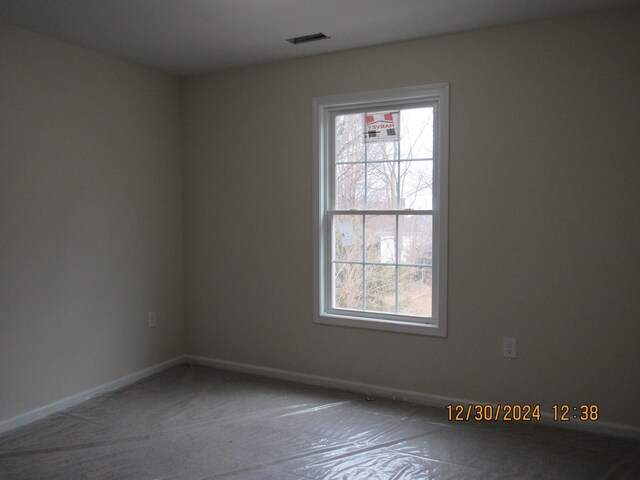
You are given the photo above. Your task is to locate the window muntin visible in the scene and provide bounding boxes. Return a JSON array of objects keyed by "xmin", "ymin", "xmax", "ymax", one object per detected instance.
[{"xmin": 314, "ymin": 85, "xmax": 448, "ymax": 336}]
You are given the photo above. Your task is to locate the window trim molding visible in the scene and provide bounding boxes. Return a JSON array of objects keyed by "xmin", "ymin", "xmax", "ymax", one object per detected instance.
[{"xmin": 312, "ymin": 84, "xmax": 449, "ymax": 337}]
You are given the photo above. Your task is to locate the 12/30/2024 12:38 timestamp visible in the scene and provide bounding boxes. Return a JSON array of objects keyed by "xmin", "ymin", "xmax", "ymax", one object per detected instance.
[{"xmin": 446, "ymin": 404, "xmax": 600, "ymax": 422}]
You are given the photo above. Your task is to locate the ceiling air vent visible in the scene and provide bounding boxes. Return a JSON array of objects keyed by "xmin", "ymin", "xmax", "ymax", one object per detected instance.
[{"xmin": 286, "ymin": 33, "xmax": 330, "ymax": 45}]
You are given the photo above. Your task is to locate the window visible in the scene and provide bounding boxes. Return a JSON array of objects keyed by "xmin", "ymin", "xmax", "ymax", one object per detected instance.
[{"xmin": 313, "ymin": 84, "xmax": 449, "ymax": 336}]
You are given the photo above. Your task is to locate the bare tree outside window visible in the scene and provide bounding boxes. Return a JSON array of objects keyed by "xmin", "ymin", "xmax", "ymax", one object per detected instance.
[{"xmin": 333, "ymin": 107, "xmax": 434, "ymax": 317}]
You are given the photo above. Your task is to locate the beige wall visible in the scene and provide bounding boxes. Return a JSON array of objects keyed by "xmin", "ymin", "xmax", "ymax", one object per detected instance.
[
  {"xmin": 0, "ymin": 24, "xmax": 184, "ymax": 422},
  {"xmin": 182, "ymin": 8, "xmax": 640, "ymax": 428}
]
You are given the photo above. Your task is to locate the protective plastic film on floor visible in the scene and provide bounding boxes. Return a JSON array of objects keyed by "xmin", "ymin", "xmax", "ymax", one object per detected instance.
[{"xmin": 0, "ymin": 365, "xmax": 638, "ymax": 479}]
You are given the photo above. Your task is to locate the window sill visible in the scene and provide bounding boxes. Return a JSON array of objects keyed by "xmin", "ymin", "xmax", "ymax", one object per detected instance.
[{"xmin": 315, "ymin": 312, "xmax": 446, "ymax": 337}]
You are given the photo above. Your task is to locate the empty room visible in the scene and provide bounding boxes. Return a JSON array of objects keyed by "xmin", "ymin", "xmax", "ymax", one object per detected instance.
[{"xmin": 1, "ymin": 1, "xmax": 639, "ymax": 478}]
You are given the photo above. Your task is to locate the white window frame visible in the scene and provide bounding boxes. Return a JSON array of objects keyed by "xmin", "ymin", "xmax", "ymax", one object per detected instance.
[{"xmin": 313, "ymin": 84, "xmax": 449, "ymax": 337}]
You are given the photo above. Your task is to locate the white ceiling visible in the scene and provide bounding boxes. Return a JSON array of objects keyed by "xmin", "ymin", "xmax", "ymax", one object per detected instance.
[{"xmin": 1, "ymin": 0, "xmax": 638, "ymax": 75}]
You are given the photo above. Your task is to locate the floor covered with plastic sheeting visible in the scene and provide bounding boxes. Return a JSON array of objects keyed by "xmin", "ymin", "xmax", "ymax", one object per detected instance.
[{"xmin": 0, "ymin": 365, "xmax": 638, "ymax": 479}]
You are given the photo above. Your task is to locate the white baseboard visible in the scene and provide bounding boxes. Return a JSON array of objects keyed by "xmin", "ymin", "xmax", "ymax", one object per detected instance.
[
  {"xmin": 3, "ymin": 354, "xmax": 637, "ymax": 440},
  {"xmin": 187, "ymin": 354, "xmax": 640, "ymax": 440},
  {"xmin": 0, "ymin": 355, "xmax": 187, "ymax": 435}
]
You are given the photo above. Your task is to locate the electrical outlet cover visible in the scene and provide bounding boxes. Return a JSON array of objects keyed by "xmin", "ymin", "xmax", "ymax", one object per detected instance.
[{"xmin": 503, "ymin": 337, "xmax": 517, "ymax": 358}]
